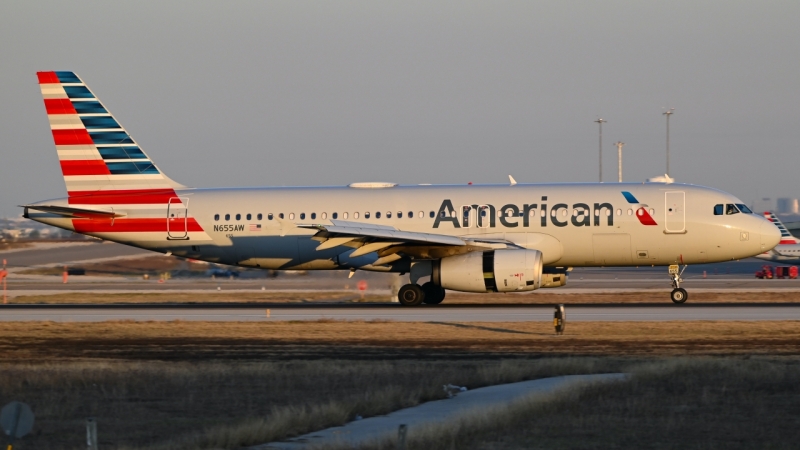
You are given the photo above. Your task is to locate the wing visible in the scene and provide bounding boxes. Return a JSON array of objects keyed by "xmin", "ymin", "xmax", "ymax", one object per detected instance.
[{"xmin": 298, "ymin": 219, "xmax": 517, "ymax": 266}]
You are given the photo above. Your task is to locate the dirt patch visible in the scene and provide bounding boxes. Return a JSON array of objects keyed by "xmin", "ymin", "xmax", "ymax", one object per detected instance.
[{"xmin": 2, "ymin": 320, "xmax": 800, "ymax": 362}]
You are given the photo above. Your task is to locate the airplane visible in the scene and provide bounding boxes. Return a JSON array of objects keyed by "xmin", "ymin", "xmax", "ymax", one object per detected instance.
[
  {"xmin": 22, "ymin": 72, "xmax": 781, "ymax": 305},
  {"xmin": 755, "ymin": 212, "xmax": 800, "ymax": 264}
]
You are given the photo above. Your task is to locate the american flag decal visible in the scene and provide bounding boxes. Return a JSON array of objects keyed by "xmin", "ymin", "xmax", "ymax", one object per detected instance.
[{"xmin": 249, "ymin": 224, "xmax": 262, "ymax": 232}]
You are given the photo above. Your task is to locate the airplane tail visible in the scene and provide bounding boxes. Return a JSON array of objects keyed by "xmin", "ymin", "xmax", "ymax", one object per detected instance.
[
  {"xmin": 763, "ymin": 212, "xmax": 800, "ymax": 244},
  {"xmin": 37, "ymin": 71, "xmax": 184, "ymax": 206}
]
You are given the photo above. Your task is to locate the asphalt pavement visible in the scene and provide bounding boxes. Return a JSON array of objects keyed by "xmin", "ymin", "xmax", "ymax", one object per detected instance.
[{"xmin": 3, "ymin": 304, "xmax": 800, "ymax": 322}]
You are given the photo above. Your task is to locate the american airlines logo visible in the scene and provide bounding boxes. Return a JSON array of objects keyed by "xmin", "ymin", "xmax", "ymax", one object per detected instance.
[{"xmin": 433, "ymin": 191, "xmax": 657, "ymax": 229}]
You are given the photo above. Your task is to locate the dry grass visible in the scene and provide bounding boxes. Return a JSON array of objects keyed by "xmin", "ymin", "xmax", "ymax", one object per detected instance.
[
  {"xmin": 0, "ymin": 358, "xmax": 628, "ymax": 450},
  {"xmin": 17, "ymin": 255, "xmax": 210, "ymax": 277},
  {"xmin": 2, "ymin": 320, "xmax": 800, "ymax": 362},
  {"xmin": 351, "ymin": 357, "xmax": 800, "ymax": 450}
]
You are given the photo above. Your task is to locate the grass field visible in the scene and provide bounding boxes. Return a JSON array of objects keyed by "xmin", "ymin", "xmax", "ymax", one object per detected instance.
[
  {"xmin": 355, "ymin": 358, "xmax": 800, "ymax": 450},
  {"xmin": 3, "ymin": 320, "xmax": 799, "ymax": 449}
]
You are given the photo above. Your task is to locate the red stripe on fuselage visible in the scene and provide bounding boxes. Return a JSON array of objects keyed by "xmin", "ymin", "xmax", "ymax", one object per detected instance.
[
  {"xmin": 60, "ymin": 160, "xmax": 111, "ymax": 176},
  {"xmin": 37, "ymin": 72, "xmax": 59, "ymax": 84},
  {"xmin": 52, "ymin": 129, "xmax": 93, "ymax": 145},
  {"xmin": 44, "ymin": 98, "xmax": 77, "ymax": 114},
  {"xmin": 72, "ymin": 218, "xmax": 203, "ymax": 233},
  {"xmin": 67, "ymin": 189, "xmax": 179, "ymax": 205}
]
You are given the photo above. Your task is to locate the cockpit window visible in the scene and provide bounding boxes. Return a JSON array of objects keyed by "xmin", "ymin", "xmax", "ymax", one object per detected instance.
[
  {"xmin": 736, "ymin": 204, "xmax": 753, "ymax": 214},
  {"xmin": 714, "ymin": 204, "xmax": 723, "ymax": 215},
  {"xmin": 726, "ymin": 204, "xmax": 739, "ymax": 215}
]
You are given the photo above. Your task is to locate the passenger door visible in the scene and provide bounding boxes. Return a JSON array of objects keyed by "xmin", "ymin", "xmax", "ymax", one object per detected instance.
[
  {"xmin": 665, "ymin": 191, "xmax": 686, "ymax": 233},
  {"xmin": 167, "ymin": 197, "xmax": 189, "ymax": 239}
]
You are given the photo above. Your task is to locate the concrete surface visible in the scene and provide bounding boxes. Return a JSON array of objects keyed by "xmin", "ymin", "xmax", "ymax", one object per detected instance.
[{"xmin": 4, "ymin": 304, "xmax": 800, "ymax": 322}]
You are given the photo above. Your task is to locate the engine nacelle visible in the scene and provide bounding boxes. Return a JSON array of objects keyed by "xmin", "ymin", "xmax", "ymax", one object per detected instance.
[{"xmin": 432, "ymin": 249, "xmax": 543, "ymax": 293}]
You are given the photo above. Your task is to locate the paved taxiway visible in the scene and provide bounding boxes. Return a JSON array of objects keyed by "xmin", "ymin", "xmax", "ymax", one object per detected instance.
[{"xmin": 3, "ymin": 304, "xmax": 800, "ymax": 322}]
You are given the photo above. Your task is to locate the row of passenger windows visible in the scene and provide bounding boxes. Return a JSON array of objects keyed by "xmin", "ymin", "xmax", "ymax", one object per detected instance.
[
  {"xmin": 213, "ymin": 207, "xmax": 655, "ymax": 222},
  {"xmin": 214, "ymin": 211, "xmax": 439, "ymax": 222},
  {"xmin": 713, "ymin": 203, "xmax": 753, "ymax": 215}
]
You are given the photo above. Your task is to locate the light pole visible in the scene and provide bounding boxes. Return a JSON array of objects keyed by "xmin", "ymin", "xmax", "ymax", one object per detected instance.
[
  {"xmin": 595, "ymin": 118, "xmax": 606, "ymax": 182},
  {"xmin": 663, "ymin": 108, "xmax": 674, "ymax": 176},
  {"xmin": 615, "ymin": 141, "xmax": 625, "ymax": 182}
]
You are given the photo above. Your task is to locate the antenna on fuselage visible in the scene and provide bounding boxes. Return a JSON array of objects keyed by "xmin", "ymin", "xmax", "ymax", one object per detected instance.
[{"xmin": 508, "ymin": 175, "xmax": 517, "ymax": 186}]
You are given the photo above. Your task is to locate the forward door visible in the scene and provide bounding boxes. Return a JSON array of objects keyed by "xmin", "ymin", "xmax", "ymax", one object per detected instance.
[{"xmin": 665, "ymin": 191, "xmax": 685, "ymax": 233}]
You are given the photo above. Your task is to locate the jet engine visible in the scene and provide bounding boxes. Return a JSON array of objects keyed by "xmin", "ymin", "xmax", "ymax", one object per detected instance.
[{"xmin": 432, "ymin": 249, "xmax": 543, "ymax": 293}]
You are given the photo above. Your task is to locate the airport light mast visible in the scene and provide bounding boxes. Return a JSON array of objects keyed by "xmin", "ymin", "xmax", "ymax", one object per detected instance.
[
  {"xmin": 595, "ymin": 118, "xmax": 606, "ymax": 182},
  {"xmin": 615, "ymin": 141, "xmax": 625, "ymax": 182},
  {"xmin": 663, "ymin": 108, "xmax": 674, "ymax": 176}
]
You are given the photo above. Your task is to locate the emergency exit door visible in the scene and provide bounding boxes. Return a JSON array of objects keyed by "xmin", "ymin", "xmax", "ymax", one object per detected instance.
[{"xmin": 665, "ymin": 191, "xmax": 685, "ymax": 233}]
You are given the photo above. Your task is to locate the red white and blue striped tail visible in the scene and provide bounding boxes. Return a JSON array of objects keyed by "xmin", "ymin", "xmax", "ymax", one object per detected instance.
[
  {"xmin": 37, "ymin": 71, "xmax": 185, "ymax": 206},
  {"xmin": 763, "ymin": 212, "xmax": 800, "ymax": 245}
]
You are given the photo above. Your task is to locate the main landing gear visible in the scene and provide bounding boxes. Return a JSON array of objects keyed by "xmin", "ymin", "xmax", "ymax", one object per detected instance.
[
  {"xmin": 669, "ymin": 264, "xmax": 688, "ymax": 304},
  {"xmin": 397, "ymin": 282, "xmax": 446, "ymax": 306}
]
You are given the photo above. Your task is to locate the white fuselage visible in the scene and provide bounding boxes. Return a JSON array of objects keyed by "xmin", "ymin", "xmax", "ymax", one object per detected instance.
[{"xmin": 28, "ymin": 182, "xmax": 780, "ymax": 272}]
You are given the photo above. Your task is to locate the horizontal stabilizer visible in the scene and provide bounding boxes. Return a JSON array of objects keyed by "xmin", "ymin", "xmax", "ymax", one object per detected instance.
[{"xmin": 22, "ymin": 204, "xmax": 125, "ymax": 218}]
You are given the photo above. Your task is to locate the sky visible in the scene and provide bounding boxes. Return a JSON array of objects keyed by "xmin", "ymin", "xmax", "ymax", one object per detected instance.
[{"xmin": 1, "ymin": 1, "xmax": 799, "ymax": 218}]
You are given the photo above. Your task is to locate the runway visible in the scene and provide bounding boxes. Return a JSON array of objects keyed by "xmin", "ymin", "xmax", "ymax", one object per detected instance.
[{"xmin": 3, "ymin": 304, "xmax": 800, "ymax": 322}]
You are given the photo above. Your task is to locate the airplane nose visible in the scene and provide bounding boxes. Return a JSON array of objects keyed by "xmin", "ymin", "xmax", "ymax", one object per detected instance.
[{"xmin": 760, "ymin": 219, "xmax": 781, "ymax": 251}]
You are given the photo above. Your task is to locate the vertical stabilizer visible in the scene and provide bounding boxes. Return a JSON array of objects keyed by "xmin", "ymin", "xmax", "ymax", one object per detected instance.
[
  {"xmin": 37, "ymin": 71, "xmax": 184, "ymax": 205},
  {"xmin": 763, "ymin": 212, "xmax": 800, "ymax": 244}
]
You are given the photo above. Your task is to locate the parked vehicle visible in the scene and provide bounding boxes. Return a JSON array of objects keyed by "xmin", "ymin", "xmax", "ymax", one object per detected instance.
[{"xmin": 755, "ymin": 265, "xmax": 774, "ymax": 279}]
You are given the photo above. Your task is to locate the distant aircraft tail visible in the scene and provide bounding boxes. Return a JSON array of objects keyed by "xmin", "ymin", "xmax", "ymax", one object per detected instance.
[
  {"xmin": 37, "ymin": 71, "xmax": 184, "ymax": 206},
  {"xmin": 763, "ymin": 212, "xmax": 800, "ymax": 244}
]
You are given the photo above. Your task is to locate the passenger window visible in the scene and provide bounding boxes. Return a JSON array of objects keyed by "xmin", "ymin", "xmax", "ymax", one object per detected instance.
[
  {"xmin": 408, "ymin": 211, "xmax": 414, "ymax": 218},
  {"xmin": 736, "ymin": 204, "xmax": 753, "ymax": 214},
  {"xmin": 365, "ymin": 212, "xmax": 371, "ymax": 219},
  {"xmin": 387, "ymin": 212, "xmax": 392, "ymax": 219},
  {"xmin": 332, "ymin": 212, "xmax": 338, "ymax": 219},
  {"xmin": 257, "ymin": 213, "xmax": 262, "ymax": 220},
  {"xmin": 236, "ymin": 214, "xmax": 241, "ymax": 221},
  {"xmin": 268, "ymin": 213, "xmax": 273, "ymax": 220},
  {"xmin": 214, "ymin": 214, "xmax": 220, "ymax": 221},
  {"xmin": 616, "ymin": 209, "xmax": 622, "ymax": 216},
  {"xmin": 419, "ymin": 211, "xmax": 424, "ymax": 218},
  {"xmin": 225, "ymin": 214, "xmax": 230, "ymax": 221},
  {"xmin": 430, "ymin": 211, "xmax": 435, "ymax": 218},
  {"xmin": 279, "ymin": 213, "xmax": 284, "ymax": 219},
  {"xmin": 397, "ymin": 211, "xmax": 402, "ymax": 218},
  {"xmin": 726, "ymin": 204, "xmax": 739, "ymax": 215},
  {"xmin": 376, "ymin": 212, "xmax": 381, "ymax": 219},
  {"xmin": 714, "ymin": 204, "xmax": 723, "ymax": 215},
  {"xmin": 354, "ymin": 212, "xmax": 359, "ymax": 219},
  {"xmin": 246, "ymin": 213, "xmax": 252, "ymax": 220},
  {"xmin": 648, "ymin": 208, "xmax": 654, "ymax": 215},
  {"xmin": 627, "ymin": 209, "xmax": 633, "ymax": 216},
  {"xmin": 311, "ymin": 213, "xmax": 316, "ymax": 220},
  {"xmin": 289, "ymin": 213, "xmax": 295, "ymax": 220},
  {"xmin": 300, "ymin": 213, "xmax": 306, "ymax": 220},
  {"xmin": 321, "ymin": 212, "xmax": 327, "ymax": 219}
]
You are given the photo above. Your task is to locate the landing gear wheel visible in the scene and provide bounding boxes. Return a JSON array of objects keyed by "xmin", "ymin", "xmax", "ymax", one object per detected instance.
[
  {"xmin": 421, "ymin": 282, "xmax": 446, "ymax": 305},
  {"xmin": 398, "ymin": 284, "xmax": 425, "ymax": 306},
  {"xmin": 670, "ymin": 288, "xmax": 688, "ymax": 304}
]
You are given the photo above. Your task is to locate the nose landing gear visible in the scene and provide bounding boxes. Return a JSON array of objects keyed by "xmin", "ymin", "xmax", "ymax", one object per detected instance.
[{"xmin": 669, "ymin": 264, "xmax": 688, "ymax": 304}]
